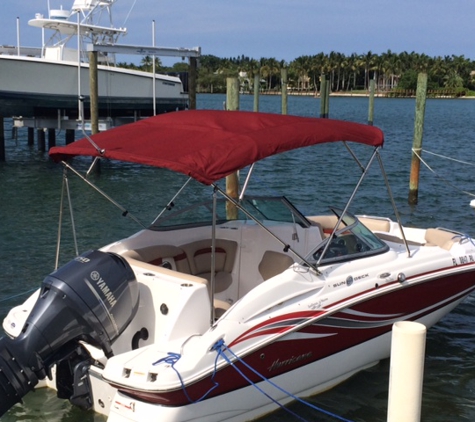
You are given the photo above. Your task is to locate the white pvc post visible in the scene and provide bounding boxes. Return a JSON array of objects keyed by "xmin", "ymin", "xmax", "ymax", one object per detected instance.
[{"xmin": 387, "ymin": 321, "xmax": 426, "ymax": 422}]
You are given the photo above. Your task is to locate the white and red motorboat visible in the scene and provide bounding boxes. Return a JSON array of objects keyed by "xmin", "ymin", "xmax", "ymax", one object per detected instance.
[{"xmin": 1, "ymin": 110, "xmax": 475, "ymax": 421}]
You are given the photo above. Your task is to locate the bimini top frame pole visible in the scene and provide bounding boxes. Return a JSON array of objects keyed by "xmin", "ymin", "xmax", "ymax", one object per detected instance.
[
  {"xmin": 377, "ymin": 151, "xmax": 411, "ymax": 257},
  {"xmin": 59, "ymin": 161, "xmax": 146, "ymax": 229},
  {"xmin": 316, "ymin": 146, "xmax": 380, "ymax": 266},
  {"xmin": 315, "ymin": 145, "xmax": 411, "ymax": 264}
]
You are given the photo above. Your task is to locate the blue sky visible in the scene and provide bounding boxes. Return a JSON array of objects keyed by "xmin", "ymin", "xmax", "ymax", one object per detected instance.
[{"xmin": 1, "ymin": 0, "xmax": 474, "ymax": 65}]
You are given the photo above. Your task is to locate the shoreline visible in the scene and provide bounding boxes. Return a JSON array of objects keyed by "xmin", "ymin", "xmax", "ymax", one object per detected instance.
[{"xmin": 237, "ymin": 91, "xmax": 475, "ymax": 99}]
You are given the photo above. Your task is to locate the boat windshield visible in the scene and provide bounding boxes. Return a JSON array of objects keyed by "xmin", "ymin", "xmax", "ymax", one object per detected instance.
[
  {"xmin": 149, "ymin": 196, "xmax": 312, "ymax": 231},
  {"xmin": 310, "ymin": 208, "xmax": 389, "ymax": 265}
]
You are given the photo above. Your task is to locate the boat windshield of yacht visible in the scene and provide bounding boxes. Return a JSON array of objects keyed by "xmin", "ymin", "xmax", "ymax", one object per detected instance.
[{"xmin": 310, "ymin": 207, "xmax": 389, "ymax": 265}]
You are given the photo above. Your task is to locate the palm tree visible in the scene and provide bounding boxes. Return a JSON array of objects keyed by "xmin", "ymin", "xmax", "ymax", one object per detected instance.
[
  {"xmin": 430, "ymin": 56, "xmax": 448, "ymax": 88},
  {"xmin": 289, "ymin": 55, "xmax": 311, "ymax": 91},
  {"xmin": 259, "ymin": 57, "xmax": 280, "ymax": 91},
  {"xmin": 192, "ymin": 50, "xmax": 475, "ymax": 96},
  {"xmin": 360, "ymin": 51, "xmax": 377, "ymax": 90},
  {"xmin": 378, "ymin": 50, "xmax": 398, "ymax": 90},
  {"xmin": 347, "ymin": 53, "xmax": 359, "ymax": 91},
  {"xmin": 140, "ymin": 55, "xmax": 153, "ymax": 72},
  {"xmin": 309, "ymin": 53, "xmax": 326, "ymax": 92}
]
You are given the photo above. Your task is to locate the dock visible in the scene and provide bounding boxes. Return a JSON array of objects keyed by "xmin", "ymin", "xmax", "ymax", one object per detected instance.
[{"xmin": 0, "ymin": 43, "xmax": 200, "ymax": 160}]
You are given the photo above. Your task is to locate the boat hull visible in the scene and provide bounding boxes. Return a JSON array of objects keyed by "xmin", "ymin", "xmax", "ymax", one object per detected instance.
[
  {"xmin": 103, "ymin": 265, "xmax": 475, "ymax": 421},
  {"xmin": 105, "ymin": 297, "xmax": 472, "ymax": 422},
  {"xmin": 0, "ymin": 56, "xmax": 188, "ymax": 117}
]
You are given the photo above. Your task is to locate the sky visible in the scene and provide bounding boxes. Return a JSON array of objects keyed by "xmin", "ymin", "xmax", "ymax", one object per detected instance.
[{"xmin": 1, "ymin": 0, "xmax": 474, "ymax": 66}]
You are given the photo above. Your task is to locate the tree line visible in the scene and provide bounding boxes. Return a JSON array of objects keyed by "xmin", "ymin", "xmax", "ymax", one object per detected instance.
[{"xmin": 118, "ymin": 50, "xmax": 475, "ymax": 95}]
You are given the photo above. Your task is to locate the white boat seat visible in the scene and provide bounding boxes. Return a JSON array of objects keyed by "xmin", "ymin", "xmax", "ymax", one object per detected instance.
[
  {"xmin": 307, "ymin": 215, "xmax": 391, "ymax": 235},
  {"xmin": 121, "ymin": 256, "xmax": 208, "ymax": 286},
  {"xmin": 258, "ymin": 250, "xmax": 294, "ymax": 281},
  {"xmin": 358, "ymin": 217, "xmax": 391, "ymax": 232},
  {"xmin": 425, "ymin": 228, "xmax": 459, "ymax": 251},
  {"xmin": 200, "ymin": 272, "xmax": 233, "ymax": 293},
  {"xmin": 306, "ymin": 215, "xmax": 345, "ymax": 237},
  {"xmin": 122, "ymin": 245, "xmax": 191, "ymax": 273},
  {"xmin": 214, "ymin": 299, "xmax": 232, "ymax": 319},
  {"xmin": 119, "ymin": 252, "xmax": 229, "ymax": 318},
  {"xmin": 375, "ymin": 232, "xmax": 424, "ymax": 246},
  {"xmin": 180, "ymin": 239, "xmax": 237, "ymax": 293}
]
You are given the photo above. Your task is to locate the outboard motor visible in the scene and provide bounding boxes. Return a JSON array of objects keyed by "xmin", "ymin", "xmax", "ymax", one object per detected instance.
[{"xmin": 0, "ymin": 250, "xmax": 139, "ymax": 417}]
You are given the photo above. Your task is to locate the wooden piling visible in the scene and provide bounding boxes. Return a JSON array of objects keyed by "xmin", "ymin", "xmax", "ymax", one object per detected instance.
[
  {"xmin": 89, "ymin": 51, "xmax": 99, "ymax": 135},
  {"xmin": 226, "ymin": 77, "xmax": 239, "ymax": 111},
  {"xmin": 47, "ymin": 128, "xmax": 56, "ymax": 150},
  {"xmin": 0, "ymin": 117, "xmax": 5, "ymax": 162},
  {"xmin": 281, "ymin": 68, "xmax": 288, "ymax": 115},
  {"xmin": 408, "ymin": 73, "xmax": 428, "ymax": 205},
  {"xmin": 368, "ymin": 79, "xmax": 375, "ymax": 125},
  {"xmin": 324, "ymin": 79, "xmax": 330, "ymax": 118},
  {"xmin": 65, "ymin": 129, "xmax": 75, "ymax": 145},
  {"xmin": 37, "ymin": 129, "xmax": 46, "ymax": 152},
  {"xmin": 226, "ymin": 77, "xmax": 239, "ymax": 220},
  {"xmin": 319, "ymin": 76, "xmax": 326, "ymax": 118},
  {"xmin": 189, "ymin": 57, "xmax": 197, "ymax": 110},
  {"xmin": 28, "ymin": 127, "xmax": 34, "ymax": 146},
  {"xmin": 253, "ymin": 74, "xmax": 260, "ymax": 112},
  {"xmin": 88, "ymin": 50, "xmax": 101, "ymax": 173}
]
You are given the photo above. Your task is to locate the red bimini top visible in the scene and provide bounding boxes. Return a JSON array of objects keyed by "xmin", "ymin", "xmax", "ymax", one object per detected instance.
[{"xmin": 49, "ymin": 110, "xmax": 384, "ymax": 185}]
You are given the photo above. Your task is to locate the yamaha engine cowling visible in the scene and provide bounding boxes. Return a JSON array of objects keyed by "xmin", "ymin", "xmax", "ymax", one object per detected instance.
[{"xmin": 0, "ymin": 250, "xmax": 139, "ymax": 417}]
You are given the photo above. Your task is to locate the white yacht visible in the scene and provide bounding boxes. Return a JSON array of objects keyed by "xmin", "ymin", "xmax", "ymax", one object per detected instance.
[{"xmin": 0, "ymin": 0, "xmax": 189, "ymax": 119}]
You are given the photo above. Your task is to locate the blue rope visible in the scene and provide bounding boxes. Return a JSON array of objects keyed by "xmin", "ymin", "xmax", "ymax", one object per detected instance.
[
  {"xmin": 212, "ymin": 339, "xmax": 354, "ymax": 422},
  {"xmin": 211, "ymin": 339, "xmax": 309, "ymax": 422},
  {"xmin": 455, "ymin": 233, "xmax": 475, "ymax": 247},
  {"xmin": 0, "ymin": 288, "xmax": 37, "ymax": 303},
  {"xmin": 152, "ymin": 341, "xmax": 354, "ymax": 422},
  {"xmin": 152, "ymin": 351, "xmax": 221, "ymax": 403}
]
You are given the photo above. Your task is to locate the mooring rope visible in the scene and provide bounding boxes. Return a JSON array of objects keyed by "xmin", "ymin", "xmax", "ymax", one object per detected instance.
[
  {"xmin": 412, "ymin": 148, "xmax": 475, "ymax": 198},
  {"xmin": 212, "ymin": 339, "xmax": 354, "ymax": 422},
  {"xmin": 0, "ymin": 288, "xmax": 37, "ymax": 303},
  {"xmin": 152, "ymin": 351, "xmax": 221, "ymax": 403},
  {"xmin": 453, "ymin": 233, "xmax": 475, "ymax": 247},
  {"xmin": 154, "ymin": 341, "xmax": 353, "ymax": 422},
  {"xmin": 421, "ymin": 149, "xmax": 475, "ymax": 167}
]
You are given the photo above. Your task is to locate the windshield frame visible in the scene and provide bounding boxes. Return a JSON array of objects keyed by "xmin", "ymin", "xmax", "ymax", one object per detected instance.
[
  {"xmin": 149, "ymin": 195, "xmax": 312, "ymax": 231},
  {"xmin": 309, "ymin": 207, "xmax": 389, "ymax": 265}
]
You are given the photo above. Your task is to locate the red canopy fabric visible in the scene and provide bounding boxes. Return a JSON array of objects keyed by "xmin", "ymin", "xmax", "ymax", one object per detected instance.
[{"xmin": 49, "ymin": 110, "xmax": 384, "ymax": 185}]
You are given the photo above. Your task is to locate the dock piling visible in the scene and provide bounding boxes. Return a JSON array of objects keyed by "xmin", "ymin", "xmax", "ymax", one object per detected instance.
[
  {"xmin": 387, "ymin": 321, "xmax": 426, "ymax": 422},
  {"xmin": 408, "ymin": 72, "xmax": 428, "ymax": 205},
  {"xmin": 368, "ymin": 79, "xmax": 375, "ymax": 125},
  {"xmin": 281, "ymin": 68, "xmax": 288, "ymax": 115},
  {"xmin": 65, "ymin": 129, "xmax": 75, "ymax": 145},
  {"xmin": 37, "ymin": 129, "xmax": 45, "ymax": 152},
  {"xmin": 27, "ymin": 127, "xmax": 34, "ymax": 146},
  {"xmin": 89, "ymin": 50, "xmax": 99, "ymax": 135},
  {"xmin": 225, "ymin": 77, "xmax": 239, "ymax": 220},
  {"xmin": 0, "ymin": 117, "xmax": 4, "ymax": 161},
  {"xmin": 189, "ymin": 57, "xmax": 197, "ymax": 110},
  {"xmin": 324, "ymin": 79, "xmax": 330, "ymax": 117},
  {"xmin": 319, "ymin": 76, "xmax": 330, "ymax": 118},
  {"xmin": 47, "ymin": 128, "xmax": 56, "ymax": 149},
  {"xmin": 253, "ymin": 74, "xmax": 260, "ymax": 112},
  {"xmin": 319, "ymin": 76, "xmax": 326, "ymax": 118}
]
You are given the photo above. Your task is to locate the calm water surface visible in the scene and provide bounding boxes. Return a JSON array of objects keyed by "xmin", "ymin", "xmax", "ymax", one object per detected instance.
[{"xmin": 1, "ymin": 94, "xmax": 475, "ymax": 421}]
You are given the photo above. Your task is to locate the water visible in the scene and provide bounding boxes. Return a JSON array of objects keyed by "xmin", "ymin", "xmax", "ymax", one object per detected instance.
[{"xmin": 1, "ymin": 94, "xmax": 475, "ymax": 421}]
